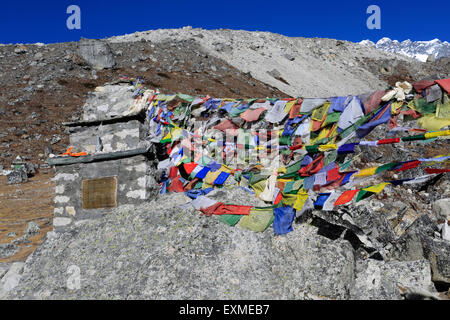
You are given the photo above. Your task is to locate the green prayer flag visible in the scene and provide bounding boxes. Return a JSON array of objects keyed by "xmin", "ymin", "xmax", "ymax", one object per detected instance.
[
  {"xmin": 401, "ymin": 134, "xmax": 426, "ymax": 141},
  {"xmin": 356, "ymin": 189, "xmax": 373, "ymax": 202},
  {"xmin": 283, "ymin": 181, "xmax": 295, "ymax": 193},
  {"xmin": 176, "ymin": 93, "xmax": 195, "ymax": 102},
  {"xmin": 249, "ymin": 173, "xmax": 270, "ymax": 185},
  {"xmin": 218, "ymin": 214, "xmax": 243, "ymax": 226},
  {"xmin": 414, "ymin": 98, "xmax": 437, "ymax": 115},
  {"xmin": 306, "ymin": 145, "xmax": 319, "ymax": 153},
  {"xmin": 324, "ymin": 150, "xmax": 338, "ymax": 166},
  {"xmin": 375, "ymin": 162, "xmax": 399, "ymax": 174},
  {"xmin": 279, "ymin": 135, "xmax": 291, "ymax": 146},
  {"xmin": 286, "ymin": 159, "xmax": 303, "ymax": 175},
  {"xmin": 324, "ymin": 112, "xmax": 341, "ymax": 125}
]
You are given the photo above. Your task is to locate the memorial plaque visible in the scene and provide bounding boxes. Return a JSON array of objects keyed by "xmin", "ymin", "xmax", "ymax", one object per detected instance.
[{"xmin": 82, "ymin": 176, "xmax": 117, "ymax": 209}]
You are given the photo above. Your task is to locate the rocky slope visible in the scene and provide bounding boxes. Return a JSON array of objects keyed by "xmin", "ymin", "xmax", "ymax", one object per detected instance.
[
  {"xmin": 109, "ymin": 28, "xmax": 450, "ymax": 97},
  {"xmin": 0, "ymin": 36, "xmax": 284, "ymax": 169},
  {"xmin": 1, "ymin": 28, "xmax": 449, "ymax": 169}
]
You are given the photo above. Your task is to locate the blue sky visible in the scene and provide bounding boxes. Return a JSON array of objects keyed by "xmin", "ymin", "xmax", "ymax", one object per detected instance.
[{"xmin": 0, "ymin": 0, "xmax": 449, "ymax": 44}]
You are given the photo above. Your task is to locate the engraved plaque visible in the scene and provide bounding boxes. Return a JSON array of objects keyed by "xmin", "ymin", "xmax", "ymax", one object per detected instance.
[{"xmin": 82, "ymin": 176, "xmax": 117, "ymax": 209}]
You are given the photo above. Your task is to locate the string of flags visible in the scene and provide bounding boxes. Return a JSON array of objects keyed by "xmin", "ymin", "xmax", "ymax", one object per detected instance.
[{"xmin": 126, "ymin": 75, "xmax": 450, "ymax": 235}]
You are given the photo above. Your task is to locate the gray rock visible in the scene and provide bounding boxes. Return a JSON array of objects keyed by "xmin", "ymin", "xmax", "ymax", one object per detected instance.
[
  {"xmin": 6, "ymin": 167, "xmax": 28, "ymax": 184},
  {"xmin": 50, "ymin": 134, "xmax": 61, "ymax": 145},
  {"xmin": 25, "ymin": 163, "xmax": 37, "ymax": 175},
  {"xmin": 12, "ymin": 235, "xmax": 31, "ymax": 245},
  {"xmin": 34, "ymin": 52, "xmax": 43, "ymax": 60},
  {"xmin": 14, "ymin": 47, "xmax": 27, "ymax": 54},
  {"xmin": 77, "ymin": 38, "xmax": 116, "ymax": 70},
  {"xmin": 0, "ymin": 262, "xmax": 24, "ymax": 298},
  {"xmin": 0, "ymin": 263, "xmax": 11, "ymax": 280},
  {"xmin": 52, "ymin": 217, "xmax": 72, "ymax": 228},
  {"xmin": 392, "ymin": 215, "xmax": 435, "ymax": 261},
  {"xmin": 0, "ymin": 244, "xmax": 19, "ymax": 259},
  {"xmin": 392, "ymin": 215, "xmax": 450, "ymax": 286},
  {"xmin": 212, "ymin": 42, "xmax": 232, "ymax": 54},
  {"xmin": 5, "ymin": 194, "xmax": 356, "ymax": 299},
  {"xmin": 433, "ymin": 198, "xmax": 450, "ymax": 221},
  {"xmin": 25, "ymin": 221, "xmax": 40, "ymax": 235},
  {"xmin": 441, "ymin": 222, "xmax": 450, "ymax": 241},
  {"xmin": 350, "ymin": 259, "xmax": 435, "ymax": 300},
  {"xmin": 422, "ymin": 237, "xmax": 450, "ymax": 285},
  {"xmin": 283, "ymin": 53, "xmax": 295, "ymax": 61},
  {"xmin": 267, "ymin": 68, "xmax": 282, "ymax": 79},
  {"xmin": 44, "ymin": 145, "xmax": 53, "ymax": 157}
]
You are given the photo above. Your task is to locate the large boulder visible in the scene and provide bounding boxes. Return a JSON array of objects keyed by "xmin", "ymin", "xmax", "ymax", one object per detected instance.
[
  {"xmin": 392, "ymin": 215, "xmax": 450, "ymax": 286},
  {"xmin": 0, "ymin": 263, "xmax": 11, "ymax": 280},
  {"xmin": 433, "ymin": 198, "xmax": 450, "ymax": 221},
  {"xmin": 4, "ymin": 192, "xmax": 356, "ymax": 300},
  {"xmin": 0, "ymin": 262, "xmax": 24, "ymax": 299},
  {"xmin": 77, "ymin": 38, "xmax": 116, "ymax": 70},
  {"xmin": 350, "ymin": 259, "xmax": 435, "ymax": 299},
  {"xmin": 422, "ymin": 237, "xmax": 450, "ymax": 285}
]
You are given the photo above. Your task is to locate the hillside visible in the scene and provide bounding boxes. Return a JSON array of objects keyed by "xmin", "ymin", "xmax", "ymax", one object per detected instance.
[{"xmin": 0, "ymin": 28, "xmax": 449, "ymax": 300}]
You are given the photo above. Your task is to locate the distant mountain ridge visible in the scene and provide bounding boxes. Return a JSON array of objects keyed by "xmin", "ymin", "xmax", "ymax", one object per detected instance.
[{"xmin": 360, "ymin": 37, "xmax": 450, "ymax": 62}]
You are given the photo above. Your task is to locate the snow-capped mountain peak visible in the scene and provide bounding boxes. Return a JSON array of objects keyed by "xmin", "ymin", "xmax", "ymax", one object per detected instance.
[{"xmin": 359, "ymin": 38, "xmax": 450, "ymax": 62}]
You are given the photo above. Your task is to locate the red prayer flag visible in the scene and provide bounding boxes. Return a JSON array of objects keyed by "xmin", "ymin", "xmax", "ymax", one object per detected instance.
[
  {"xmin": 169, "ymin": 166, "xmax": 178, "ymax": 179},
  {"xmin": 435, "ymin": 78, "xmax": 450, "ymax": 94},
  {"xmin": 334, "ymin": 189, "xmax": 360, "ymax": 206},
  {"xmin": 377, "ymin": 138, "xmax": 400, "ymax": 145},
  {"xmin": 240, "ymin": 107, "xmax": 266, "ymax": 122},
  {"xmin": 183, "ymin": 162, "xmax": 198, "ymax": 175},
  {"xmin": 274, "ymin": 191, "xmax": 283, "ymax": 205},
  {"xmin": 200, "ymin": 202, "xmax": 252, "ymax": 216},
  {"xmin": 394, "ymin": 160, "xmax": 421, "ymax": 172},
  {"xmin": 327, "ymin": 167, "xmax": 342, "ymax": 182},
  {"xmin": 167, "ymin": 176, "xmax": 185, "ymax": 193},
  {"xmin": 289, "ymin": 99, "xmax": 303, "ymax": 119},
  {"xmin": 424, "ymin": 168, "xmax": 450, "ymax": 174},
  {"xmin": 412, "ymin": 79, "xmax": 435, "ymax": 93}
]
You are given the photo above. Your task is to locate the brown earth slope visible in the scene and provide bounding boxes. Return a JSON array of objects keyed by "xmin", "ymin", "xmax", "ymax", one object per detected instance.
[
  {"xmin": 0, "ymin": 39, "xmax": 286, "ymax": 169},
  {"xmin": 0, "ymin": 169, "xmax": 54, "ymax": 263}
]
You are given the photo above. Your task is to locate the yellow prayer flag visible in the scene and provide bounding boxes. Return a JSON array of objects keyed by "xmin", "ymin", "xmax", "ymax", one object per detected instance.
[
  {"xmin": 310, "ymin": 126, "xmax": 332, "ymax": 144},
  {"xmin": 424, "ymin": 130, "xmax": 450, "ymax": 139},
  {"xmin": 277, "ymin": 167, "xmax": 287, "ymax": 174},
  {"xmin": 250, "ymin": 179, "xmax": 267, "ymax": 197},
  {"xmin": 171, "ymin": 128, "xmax": 183, "ymax": 141},
  {"xmin": 436, "ymin": 94, "xmax": 450, "ymax": 119},
  {"xmin": 160, "ymin": 131, "xmax": 172, "ymax": 143},
  {"xmin": 354, "ymin": 166, "xmax": 377, "ymax": 177},
  {"xmin": 318, "ymin": 144, "xmax": 337, "ymax": 152},
  {"xmin": 204, "ymin": 170, "xmax": 222, "ymax": 185},
  {"xmin": 391, "ymin": 101, "xmax": 404, "ymax": 115},
  {"xmin": 281, "ymin": 193, "xmax": 297, "ymax": 206},
  {"xmin": 363, "ymin": 182, "xmax": 391, "ymax": 194},
  {"xmin": 202, "ymin": 182, "xmax": 213, "ymax": 190},
  {"xmin": 418, "ymin": 115, "xmax": 450, "ymax": 131},
  {"xmin": 311, "ymin": 102, "xmax": 330, "ymax": 122},
  {"xmin": 220, "ymin": 164, "xmax": 233, "ymax": 173},
  {"xmin": 293, "ymin": 189, "xmax": 309, "ymax": 211}
]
